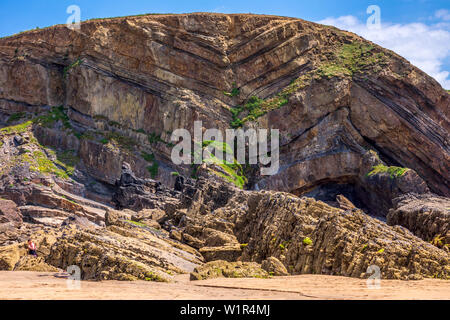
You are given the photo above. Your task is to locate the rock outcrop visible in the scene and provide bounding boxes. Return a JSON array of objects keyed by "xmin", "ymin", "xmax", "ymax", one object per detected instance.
[
  {"xmin": 261, "ymin": 256, "xmax": 289, "ymax": 276},
  {"xmin": 0, "ymin": 13, "xmax": 448, "ymax": 282},
  {"xmin": 0, "ymin": 226, "xmax": 59, "ymax": 270},
  {"xmin": 112, "ymin": 163, "xmax": 180, "ymax": 212},
  {"xmin": 190, "ymin": 260, "xmax": 269, "ymax": 281},
  {"xmin": 170, "ymin": 177, "xmax": 449, "ymax": 280},
  {"xmin": 46, "ymin": 209, "xmax": 203, "ymax": 281},
  {"xmin": 0, "ymin": 199, "xmax": 22, "ymax": 224},
  {"xmin": 387, "ymin": 193, "xmax": 449, "ymax": 249},
  {"xmin": 0, "ymin": 13, "xmax": 447, "ymax": 207}
]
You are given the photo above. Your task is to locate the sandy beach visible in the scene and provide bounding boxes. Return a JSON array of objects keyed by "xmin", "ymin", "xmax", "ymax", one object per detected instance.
[{"xmin": 1, "ymin": 271, "xmax": 448, "ymax": 300}]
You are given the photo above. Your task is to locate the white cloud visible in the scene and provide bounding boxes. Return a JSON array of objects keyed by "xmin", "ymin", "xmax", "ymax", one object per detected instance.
[
  {"xmin": 318, "ymin": 12, "xmax": 450, "ymax": 89},
  {"xmin": 435, "ymin": 9, "xmax": 450, "ymax": 21}
]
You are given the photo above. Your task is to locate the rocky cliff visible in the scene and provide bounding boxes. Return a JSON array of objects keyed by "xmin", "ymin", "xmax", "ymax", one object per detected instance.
[{"xmin": 0, "ymin": 13, "xmax": 448, "ymax": 281}]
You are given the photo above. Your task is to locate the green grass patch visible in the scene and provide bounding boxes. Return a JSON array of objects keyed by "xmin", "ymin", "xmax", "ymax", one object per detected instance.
[
  {"xmin": 317, "ymin": 42, "xmax": 387, "ymax": 79},
  {"xmin": 229, "ymin": 41, "xmax": 387, "ymax": 128},
  {"xmin": 205, "ymin": 155, "xmax": 247, "ymax": 189},
  {"xmin": 223, "ymin": 82, "xmax": 240, "ymax": 97},
  {"xmin": 0, "ymin": 120, "xmax": 33, "ymax": 134},
  {"xmin": 141, "ymin": 152, "xmax": 155, "ymax": 162},
  {"xmin": 202, "ymin": 140, "xmax": 234, "ymax": 155},
  {"xmin": 7, "ymin": 112, "xmax": 26, "ymax": 123},
  {"xmin": 31, "ymin": 150, "xmax": 69, "ymax": 179},
  {"xmin": 192, "ymin": 141, "xmax": 247, "ymax": 189},
  {"xmin": 302, "ymin": 237, "xmax": 313, "ymax": 246},
  {"xmin": 430, "ymin": 234, "xmax": 445, "ymax": 248},
  {"xmin": 63, "ymin": 58, "xmax": 83, "ymax": 78},
  {"xmin": 35, "ymin": 105, "xmax": 71, "ymax": 130},
  {"xmin": 146, "ymin": 162, "xmax": 159, "ymax": 178},
  {"xmin": 229, "ymin": 74, "xmax": 311, "ymax": 128},
  {"xmin": 126, "ymin": 220, "xmax": 148, "ymax": 228},
  {"xmin": 148, "ymin": 132, "xmax": 164, "ymax": 144},
  {"xmin": 143, "ymin": 271, "xmax": 167, "ymax": 282},
  {"xmin": 54, "ymin": 150, "xmax": 79, "ymax": 176},
  {"xmin": 367, "ymin": 164, "xmax": 409, "ymax": 179},
  {"xmin": 147, "ymin": 132, "xmax": 174, "ymax": 148},
  {"xmin": 141, "ymin": 151, "xmax": 159, "ymax": 178}
]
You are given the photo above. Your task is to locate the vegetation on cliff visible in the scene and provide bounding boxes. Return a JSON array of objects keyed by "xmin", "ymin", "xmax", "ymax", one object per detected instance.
[
  {"xmin": 367, "ymin": 164, "xmax": 409, "ymax": 179},
  {"xmin": 142, "ymin": 152, "xmax": 159, "ymax": 178},
  {"xmin": 192, "ymin": 140, "xmax": 248, "ymax": 189},
  {"xmin": 63, "ymin": 58, "xmax": 83, "ymax": 78},
  {"xmin": 230, "ymin": 41, "xmax": 388, "ymax": 128}
]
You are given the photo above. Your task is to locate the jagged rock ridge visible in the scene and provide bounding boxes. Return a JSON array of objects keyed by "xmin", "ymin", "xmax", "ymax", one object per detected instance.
[{"xmin": 0, "ymin": 13, "xmax": 448, "ymax": 281}]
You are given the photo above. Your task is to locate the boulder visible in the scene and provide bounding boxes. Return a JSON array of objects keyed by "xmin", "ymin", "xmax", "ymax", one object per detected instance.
[
  {"xmin": 0, "ymin": 243, "xmax": 27, "ymax": 270},
  {"xmin": 105, "ymin": 208, "xmax": 132, "ymax": 227},
  {"xmin": 261, "ymin": 257, "xmax": 289, "ymax": 276},
  {"xmin": 132, "ymin": 208, "xmax": 166, "ymax": 229},
  {"xmin": 387, "ymin": 193, "xmax": 450, "ymax": 249},
  {"xmin": 190, "ymin": 260, "xmax": 269, "ymax": 281},
  {"xmin": 0, "ymin": 228, "xmax": 59, "ymax": 270},
  {"xmin": 0, "ymin": 199, "xmax": 22, "ymax": 224},
  {"xmin": 14, "ymin": 255, "xmax": 59, "ymax": 272}
]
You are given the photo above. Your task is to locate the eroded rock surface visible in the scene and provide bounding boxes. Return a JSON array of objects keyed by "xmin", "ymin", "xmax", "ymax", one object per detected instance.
[
  {"xmin": 0, "ymin": 13, "xmax": 448, "ymax": 282},
  {"xmin": 170, "ymin": 176, "xmax": 449, "ymax": 280},
  {"xmin": 0, "ymin": 13, "xmax": 447, "ymax": 203},
  {"xmin": 388, "ymin": 194, "xmax": 450, "ymax": 249},
  {"xmin": 0, "ymin": 199, "xmax": 22, "ymax": 224},
  {"xmin": 190, "ymin": 260, "xmax": 269, "ymax": 281}
]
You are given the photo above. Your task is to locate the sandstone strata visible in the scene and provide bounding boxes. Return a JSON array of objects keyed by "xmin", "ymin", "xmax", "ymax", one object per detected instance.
[
  {"xmin": 388, "ymin": 193, "xmax": 449, "ymax": 249},
  {"xmin": 190, "ymin": 260, "xmax": 269, "ymax": 281},
  {"xmin": 0, "ymin": 13, "xmax": 448, "ymax": 282},
  {"xmin": 0, "ymin": 13, "xmax": 447, "ymax": 206},
  {"xmin": 165, "ymin": 172, "xmax": 449, "ymax": 280}
]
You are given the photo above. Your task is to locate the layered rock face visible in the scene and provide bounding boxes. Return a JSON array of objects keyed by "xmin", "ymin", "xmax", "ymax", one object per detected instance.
[
  {"xmin": 387, "ymin": 194, "xmax": 449, "ymax": 248},
  {"xmin": 0, "ymin": 13, "xmax": 448, "ymax": 204},
  {"xmin": 0, "ymin": 13, "xmax": 449, "ymax": 281},
  {"xmin": 46, "ymin": 211, "xmax": 203, "ymax": 281},
  {"xmin": 0, "ymin": 199, "xmax": 22, "ymax": 225},
  {"xmin": 0, "ymin": 163, "xmax": 448, "ymax": 280},
  {"xmin": 168, "ymin": 173, "xmax": 448, "ymax": 280}
]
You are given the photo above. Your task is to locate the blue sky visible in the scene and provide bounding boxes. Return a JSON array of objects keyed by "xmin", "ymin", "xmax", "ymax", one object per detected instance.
[{"xmin": 0, "ymin": 0, "xmax": 449, "ymax": 88}]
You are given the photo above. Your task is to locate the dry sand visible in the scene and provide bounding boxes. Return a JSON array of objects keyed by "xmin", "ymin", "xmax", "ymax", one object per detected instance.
[{"xmin": 0, "ymin": 271, "xmax": 448, "ymax": 300}]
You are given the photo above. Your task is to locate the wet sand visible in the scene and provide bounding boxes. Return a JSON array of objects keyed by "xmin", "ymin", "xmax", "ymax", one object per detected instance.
[{"xmin": 0, "ymin": 271, "xmax": 448, "ymax": 300}]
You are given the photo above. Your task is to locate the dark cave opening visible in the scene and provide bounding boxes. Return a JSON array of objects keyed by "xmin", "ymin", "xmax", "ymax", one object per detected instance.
[{"xmin": 290, "ymin": 177, "xmax": 376, "ymax": 219}]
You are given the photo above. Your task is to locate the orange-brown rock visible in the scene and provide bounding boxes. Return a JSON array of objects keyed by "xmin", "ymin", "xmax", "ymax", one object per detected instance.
[
  {"xmin": 0, "ymin": 13, "xmax": 447, "ymax": 201},
  {"xmin": 0, "ymin": 13, "xmax": 449, "ymax": 282}
]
